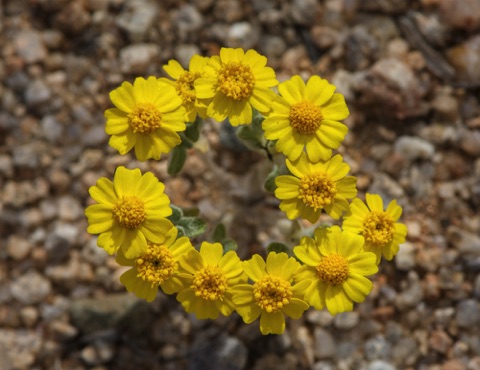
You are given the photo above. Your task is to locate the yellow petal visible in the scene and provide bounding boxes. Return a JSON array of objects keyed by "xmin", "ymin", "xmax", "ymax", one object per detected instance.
[
  {"xmin": 243, "ymin": 254, "xmax": 266, "ymax": 282},
  {"xmin": 282, "ymin": 297, "xmax": 309, "ymax": 319},
  {"xmin": 105, "ymin": 108, "xmax": 129, "ymax": 135},
  {"xmin": 260, "ymin": 311, "xmax": 285, "ymax": 335},
  {"xmin": 366, "ymin": 193, "xmax": 384, "ymax": 212},
  {"xmin": 163, "ymin": 59, "xmax": 185, "ymax": 79},
  {"xmin": 109, "ymin": 81, "xmax": 136, "ymax": 113},
  {"xmin": 200, "ymin": 242, "xmax": 224, "ymax": 266}
]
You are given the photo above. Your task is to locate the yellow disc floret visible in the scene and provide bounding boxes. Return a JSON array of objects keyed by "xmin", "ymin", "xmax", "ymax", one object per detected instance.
[
  {"xmin": 299, "ymin": 172, "xmax": 337, "ymax": 211},
  {"xmin": 316, "ymin": 254, "xmax": 349, "ymax": 285},
  {"xmin": 135, "ymin": 244, "xmax": 175, "ymax": 287},
  {"xmin": 176, "ymin": 71, "xmax": 201, "ymax": 104},
  {"xmin": 253, "ymin": 275, "xmax": 293, "ymax": 313},
  {"xmin": 112, "ymin": 196, "xmax": 146, "ymax": 229},
  {"xmin": 289, "ymin": 101, "xmax": 323, "ymax": 135},
  {"xmin": 363, "ymin": 211, "xmax": 395, "ymax": 246},
  {"xmin": 127, "ymin": 102, "xmax": 162, "ymax": 134},
  {"xmin": 192, "ymin": 266, "xmax": 228, "ymax": 301},
  {"xmin": 218, "ymin": 62, "xmax": 255, "ymax": 100}
]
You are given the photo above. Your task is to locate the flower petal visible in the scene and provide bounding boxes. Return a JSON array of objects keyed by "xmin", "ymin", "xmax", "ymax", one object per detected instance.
[{"xmin": 260, "ymin": 311, "xmax": 285, "ymax": 335}]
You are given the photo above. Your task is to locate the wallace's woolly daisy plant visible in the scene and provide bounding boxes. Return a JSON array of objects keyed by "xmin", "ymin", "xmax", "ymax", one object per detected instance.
[
  {"xmin": 175, "ymin": 242, "xmax": 247, "ymax": 320},
  {"xmin": 343, "ymin": 193, "xmax": 408, "ymax": 264},
  {"xmin": 159, "ymin": 55, "xmax": 210, "ymax": 123},
  {"xmin": 275, "ymin": 152, "xmax": 357, "ymax": 223},
  {"xmin": 116, "ymin": 226, "xmax": 195, "ymax": 302},
  {"xmin": 231, "ymin": 252, "xmax": 310, "ymax": 335},
  {"xmin": 262, "ymin": 75, "xmax": 349, "ymax": 163},
  {"xmin": 194, "ymin": 47, "xmax": 278, "ymax": 126},
  {"xmin": 105, "ymin": 76, "xmax": 187, "ymax": 161},
  {"xmin": 294, "ymin": 225, "xmax": 378, "ymax": 315},
  {"xmin": 85, "ymin": 166, "xmax": 173, "ymax": 258}
]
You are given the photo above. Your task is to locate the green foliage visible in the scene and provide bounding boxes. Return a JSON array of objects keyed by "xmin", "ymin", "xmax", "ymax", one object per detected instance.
[
  {"xmin": 168, "ymin": 205, "xmax": 206, "ymax": 238},
  {"xmin": 266, "ymin": 242, "xmax": 291, "ymax": 256},
  {"xmin": 236, "ymin": 114, "xmax": 265, "ymax": 151},
  {"xmin": 264, "ymin": 164, "xmax": 280, "ymax": 193},
  {"xmin": 167, "ymin": 145, "xmax": 187, "ymax": 176},
  {"xmin": 211, "ymin": 223, "xmax": 238, "ymax": 253}
]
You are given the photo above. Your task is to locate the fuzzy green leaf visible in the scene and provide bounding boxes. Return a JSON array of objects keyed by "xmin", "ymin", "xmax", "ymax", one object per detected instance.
[{"xmin": 168, "ymin": 145, "xmax": 187, "ymax": 176}]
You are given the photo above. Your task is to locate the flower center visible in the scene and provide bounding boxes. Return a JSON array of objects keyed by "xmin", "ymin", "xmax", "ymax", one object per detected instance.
[
  {"xmin": 289, "ymin": 101, "xmax": 323, "ymax": 135},
  {"xmin": 316, "ymin": 254, "xmax": 349, "ymax": 285},
  {"xmin": 218, "ymin": 62, "xmax": 255, "ymax": 101},
  {"xmin": 135, "ymin": 244, "xmax": 175, "ymax": 287},
  {"xmin": 127, "ymin": 102, "xmax": 162, "ymax": 134},
  {"xmin": 253, "ymin": 275, "xmax": 292, "ymax": 313},
  {"xmin": 176, "ymin": 71, "xmax": 201, "ymax": 104},
  {"xmin": 112, "ymin": 196, "xmax": 146, "ymax": 229},
  {"xmin": 298, "ymin": 172, "xmax": 337, "ymax": 211},
  {"xmin": 363, "ymin": 211, "xmax": 395, "ymax": 246},
  {"xmin": 192, "ymin": 266, "xmax": 228, "ymax": 301}
]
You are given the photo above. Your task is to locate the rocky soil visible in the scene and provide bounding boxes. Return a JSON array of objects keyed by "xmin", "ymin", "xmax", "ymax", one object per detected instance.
[{"xmin": 1, "ymin": 0, "xmax": 480, "ymax": 369}]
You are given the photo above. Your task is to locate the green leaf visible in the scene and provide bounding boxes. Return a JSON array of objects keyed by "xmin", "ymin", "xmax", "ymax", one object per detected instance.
[
  {"xmin": 184, "ymin": 117, "xmax": 203, "ymax": 142},
  {"xmin": 167, "ymin": 145, "xmax": 187, "ymax": 176},
  {"xmin": 266, "ymin": 242, "xmax": 291, "ymax": 256},
  {"xmin": 264, "ymin": 164, "xmax": 280, "ymax": 193},
  {"xmin": 176, "ymin": 217, "xmax": 207, "ymax": 239},
  {"xmin": 222, "ymin": 239, "xmax": 238, "ymax": 253},
  {"xmin": 211, "ymin": 223, "xmax": 227, "ymax": 243},
  {"xmin": 176, "ymin": 225, "xmax": 186, "ymax": 238},
  {"xmin": 182, "ymin": 207, "xmax": 200, "ymax": 217},
  {"xmin": 168, "ymin": 205, "xmax": 183, "ymax": 223}
]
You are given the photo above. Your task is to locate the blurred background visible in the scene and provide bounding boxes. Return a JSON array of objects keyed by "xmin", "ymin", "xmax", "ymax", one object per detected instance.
[{"xmin": 1, "ymin": 0, "xmax": 480, "ymax": 369}]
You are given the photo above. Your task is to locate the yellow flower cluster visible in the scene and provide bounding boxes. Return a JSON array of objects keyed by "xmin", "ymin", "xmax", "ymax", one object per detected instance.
[{"xmin": 85, "ymin": 47, "xmax": 408, "ymax": 335}]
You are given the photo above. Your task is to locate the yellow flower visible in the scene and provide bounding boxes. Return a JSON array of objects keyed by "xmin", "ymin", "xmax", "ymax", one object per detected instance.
[
  {"xmin": 116, "ymin": 227, "xmax": 195, "ymax": 302},
  {"xmin": 275, "ymin": 153, "xmax": 357, "ymax": 223},
  {"xmin": 85, "ymin": 166, "xmax": 174, "ymax": 259},
  {"xmin": 294, "ymin": 226, "xmax": 378, "ymax": 315},
  {"xmin": 231, "ymin": 253, "xmax": 310, "ymax": 335},
  {"xmin": 159, "ymin": 55, "xmax": 210, "ymax": 123},
  {"xmin": 343, "ymin": 194, "xmax": 408, "ymax": 264},
  {"xmin": 176, "ymin": 242, "xmax": 247, "ymax": 319},
  {"xmin": 262, "ymin": 75, "xmax": 349, "ymax": 162},
  {"xmin": 105, "ymin": 76, "xmax": 187, "ymax": 161},
  {"xmin": 194, "ymin": 47, "xmax": 278, "ymax": 126}
]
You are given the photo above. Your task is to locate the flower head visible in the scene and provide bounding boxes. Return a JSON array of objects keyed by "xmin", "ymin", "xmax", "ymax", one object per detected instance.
[
  {"xmin": 176, "ymin": 242, "xmax": 247, "ymax": 319},
  {"xmin": 275, "ymin": 153, "xmax": 357, "ymax": 223},
  {"xmin": 160, "ymin": 55, "xmax": 210, "ymax": 123},
  {"xmin": 85, "ymin": 166, "xmax": 173, "ymax": 258},
  {"xmin": 294, "ymin": 226, "xmax": 378, "ymax": 315},
  {"xmin": 194, "ymin": 47, "xmax": 278, "ymax": 126},
  {"xmin": 262, "ymin": 75, "xmax": 349, "ymax": 162},
  {"xmin": 117, "ymin": 226, "xmax": 194, "ymax": 302},
  {"xmin": 343, "ymin": 194, "xmax": 408, "ymax": 264},
  {"xmin": 105, "ymin": 76, "xmax": 187, "ymax": 161},
  {"xmin": 231, "ymin": 252, "xmax": 310, "ymax": 335}
]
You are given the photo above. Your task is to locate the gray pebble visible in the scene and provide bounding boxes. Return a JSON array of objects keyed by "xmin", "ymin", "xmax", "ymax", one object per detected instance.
[
  {"xmin": 227, "ymin": 22, "xmax": 259, "ymax": 50},
  {"xmin": 41, "ymin": 115, "xmax": 64, "ymax": 143},
  {"xmin": 174, "ymin": 44, "xmax": 201, "ymax": 68},
  {"xmin": 333, "ymin": 311, "xmax": 360, "ymax": 330},
  {"xmin": 119, "ymin": 44, "xmax": 158, "ymax": 74},
  {"xmin": 364, "ymin": 360, "xmax": 397, "ymax": 370},
  {"xmin": 116, "ymin": 0, "xmax": 159, "ymax": 42},
  {"xmin": 313, "ymin": 327, "xmax": 336, "ymax": 360},
  {"xmin": 456, "ymin": 300, "xmax": 480, "ymax": 329},
  {"xmin": 364, "ymin": 335, "xmax": 391, "ymax": 361},
  {"xmin": 24, "ymin": 79, "xmax": 52, "ymax": 108},
  {"xmin": 395, "ymin": 243, "xmax": 416, "ymax": 271},
  {"xmin": 14, "ymin": 30, "xmax": 47, "ymax": 64},
  {"xmin": 394, "ymin": 136, "xmax": 435, "ymax": 161},
  {"xmin": 10, "ymin": 270, "xmax": 52, "ymax": 304}
]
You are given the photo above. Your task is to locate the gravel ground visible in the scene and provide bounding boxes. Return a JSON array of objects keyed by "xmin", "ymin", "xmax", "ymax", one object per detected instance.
[{"xmin": 1, "ymin": 0, "xmax": 480, "ymax": 369}]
